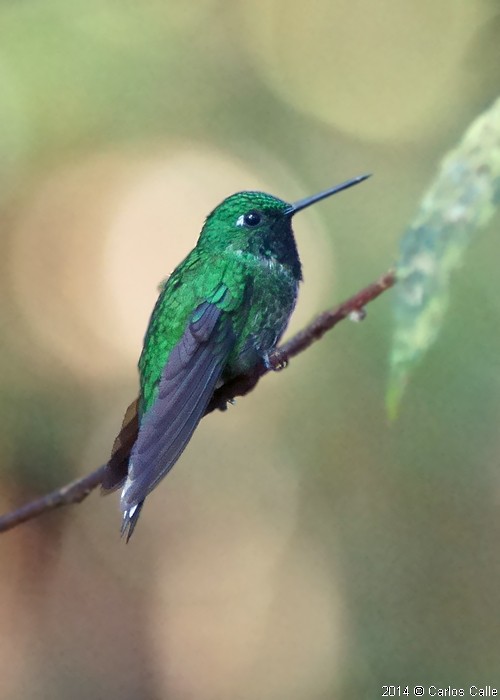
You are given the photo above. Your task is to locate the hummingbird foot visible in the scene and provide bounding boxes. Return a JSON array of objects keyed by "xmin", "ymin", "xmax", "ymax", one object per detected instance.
[{"xmin": 263, "ymin": 352, "xmax": 289, "ymax": 372}]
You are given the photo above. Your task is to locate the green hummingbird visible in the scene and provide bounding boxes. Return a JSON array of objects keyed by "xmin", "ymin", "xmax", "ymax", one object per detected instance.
[{"xmin": 102, "ymin": 174, "xmax": 370, "ymax": 540}]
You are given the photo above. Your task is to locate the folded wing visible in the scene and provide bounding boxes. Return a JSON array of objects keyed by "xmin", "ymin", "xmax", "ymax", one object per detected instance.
[{"xmin": 120, "ymin": 299, "xmax": 235, "ymax": 538}]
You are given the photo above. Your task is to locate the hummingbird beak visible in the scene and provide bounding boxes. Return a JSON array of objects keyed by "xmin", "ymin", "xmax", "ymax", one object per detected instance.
[{"xmin": 287, "ymin": 174, "xmax": 371, "ymax": 216}]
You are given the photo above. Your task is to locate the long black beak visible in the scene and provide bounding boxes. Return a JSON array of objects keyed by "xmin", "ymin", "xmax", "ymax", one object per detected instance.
[{"xmin": 287, "ymin": 174, "xmax": 371, "ymax": 216}]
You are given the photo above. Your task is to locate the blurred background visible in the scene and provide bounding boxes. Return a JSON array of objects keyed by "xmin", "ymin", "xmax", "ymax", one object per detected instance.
[{"xmin": 1, "ymin": 1, "xmax": 500, "ymax": 697}]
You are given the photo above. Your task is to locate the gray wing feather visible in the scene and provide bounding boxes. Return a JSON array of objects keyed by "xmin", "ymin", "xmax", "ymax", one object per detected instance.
[{"xmin": 121, "ymin": 301, "xmax": 234, "ymax": 513}]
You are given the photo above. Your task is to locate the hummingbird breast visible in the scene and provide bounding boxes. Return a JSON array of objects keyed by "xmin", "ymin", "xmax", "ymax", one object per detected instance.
[{"xmin": 223, "ymin": 249, "xmax": 300, "ymax": 378}]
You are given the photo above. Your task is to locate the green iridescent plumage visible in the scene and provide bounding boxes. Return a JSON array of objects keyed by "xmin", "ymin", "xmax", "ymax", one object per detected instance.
[
  {"xmin": 103, "ymin": 176, "xmax": 369, "ymax": 540},
  {"xmin": 139, "ymin": 192, "xmax": 298, "ymax": 415}
]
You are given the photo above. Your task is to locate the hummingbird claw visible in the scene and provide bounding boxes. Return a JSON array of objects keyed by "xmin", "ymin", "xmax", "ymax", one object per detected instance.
[{"xmin": 263, "ymin": 352, "xmax": 288, "ymax": 372}]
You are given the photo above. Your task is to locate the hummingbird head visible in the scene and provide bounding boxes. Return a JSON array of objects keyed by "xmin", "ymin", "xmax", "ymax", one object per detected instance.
[
  {"xmin": 199, "ymin": 190, "xmax": 302, "ymax": 277},
  {"xmin": 198, "ymin": 175, "xmax": 370, "ymax": 280}
]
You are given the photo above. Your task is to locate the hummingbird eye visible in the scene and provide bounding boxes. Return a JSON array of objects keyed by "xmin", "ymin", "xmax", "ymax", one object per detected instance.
[{"xmin": 242, "ymin": 210, "xmax": 262, "ymax": 227}]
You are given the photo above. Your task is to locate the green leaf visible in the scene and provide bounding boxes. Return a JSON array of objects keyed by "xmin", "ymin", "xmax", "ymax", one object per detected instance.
[{"xmin": 388, "ymin": 96, "xmax": 500, "ymax": 418}]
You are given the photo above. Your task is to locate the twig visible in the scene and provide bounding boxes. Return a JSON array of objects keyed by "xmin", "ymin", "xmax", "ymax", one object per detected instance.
[
  {"xmin": 0, "ymin": 268, "xmax": 396, "ymax": 534},
  {"xmin": 0, "ymin": 467, "xmax": 107, "ymax": 533}
]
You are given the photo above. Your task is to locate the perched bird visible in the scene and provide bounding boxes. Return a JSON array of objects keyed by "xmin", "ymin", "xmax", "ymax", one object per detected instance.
[{"xmin": 102, "ymin": 175, "xmax": 370, "ymax": 540}]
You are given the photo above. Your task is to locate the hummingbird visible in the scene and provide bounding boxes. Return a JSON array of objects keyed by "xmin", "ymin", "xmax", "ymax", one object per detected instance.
[{"xmin": 102, "ymin": 174, "xmax": 370, "ymax": 540}]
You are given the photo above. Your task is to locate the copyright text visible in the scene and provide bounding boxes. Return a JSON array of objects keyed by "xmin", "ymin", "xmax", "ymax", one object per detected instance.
[{"xmin": 382, "ymin": 686, "xmax": 498, "ymax": 697}]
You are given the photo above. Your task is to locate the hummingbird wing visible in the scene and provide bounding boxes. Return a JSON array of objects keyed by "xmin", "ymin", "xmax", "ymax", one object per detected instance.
[{"xmin": 120, "ymin": 298, "xmax": 236, "ymax": 536}]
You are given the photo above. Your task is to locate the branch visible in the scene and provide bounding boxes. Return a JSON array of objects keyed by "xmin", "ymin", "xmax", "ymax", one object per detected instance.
[{"xmin": 0, "ymin": 268, "xmax": 396, "ymax": 534}]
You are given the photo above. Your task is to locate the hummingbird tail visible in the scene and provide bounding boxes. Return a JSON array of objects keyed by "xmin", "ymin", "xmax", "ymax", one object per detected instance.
[
  {"xmin": 102, "ymin": 398, "xmax": 139, "ymax": 493},
  {"xmin": 121, "ymin": 500, "xmax": 145, "ymax": 543}
]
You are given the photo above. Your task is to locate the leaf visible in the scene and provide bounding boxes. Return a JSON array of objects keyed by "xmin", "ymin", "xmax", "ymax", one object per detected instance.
[{"xmin": 388, "ymin": 96, "xmax": 500, "ymax": 417}]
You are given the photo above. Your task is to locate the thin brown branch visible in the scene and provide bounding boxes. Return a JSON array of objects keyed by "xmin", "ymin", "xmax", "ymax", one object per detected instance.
[
  {"xmin": 0, "ymin": 268, "xmax": 396, "ymax": 534},
  {"xmin": 0, "ymin": 466, "xmax": 107, "ymax": 533},
  {"xmin": 208, "ymin": 267, "xmax": 396, "ymax": 411}
]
